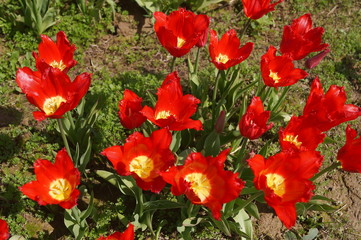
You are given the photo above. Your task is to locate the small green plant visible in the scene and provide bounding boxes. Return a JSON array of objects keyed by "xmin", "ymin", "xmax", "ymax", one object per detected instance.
[{"xmin": 16, "ymin": 0, "xmax": 58, "ymax": 35}]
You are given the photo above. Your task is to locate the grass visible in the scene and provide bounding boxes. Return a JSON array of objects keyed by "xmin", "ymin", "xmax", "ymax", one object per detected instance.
[{"xmin": 0, "ymin": 0, "xmax": 360, "ymax": 239}]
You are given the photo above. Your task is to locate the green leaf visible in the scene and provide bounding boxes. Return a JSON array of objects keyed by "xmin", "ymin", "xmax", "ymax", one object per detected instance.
[
  {"xmin": 204, "ymin": 130, "xmax": 220, "ymax": 157},
  {"xmin": 143, "ymin": 200, "xmax": 184, "ymax": 212},
  {"xmin": 302, "ymin": 228, "xmax": 319, "ymax": 240},
  {"xmin": 233, "ymin": 209, "xmax": 253, "ymax": 240},
  {"xmin": 244, "ymin": 202, "xmax": 260, "ymax": 220},
  {"xmin": 170, "ymin": 131, "xmax": 182, "ymax": 152}
]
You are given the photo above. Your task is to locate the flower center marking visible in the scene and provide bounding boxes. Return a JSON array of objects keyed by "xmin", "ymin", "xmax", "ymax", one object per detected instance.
[
  {"xmin": 49, "ymin": 178, "xmax": 72, "ymax": 201},
  {"xmin": 269, "ymin": 71, "xmax": 281, "ymax": 83},
  {"xmin": 283, "ymin": 134, "xmax": 302, "ymax": 148},
  {"xmin": 184, "ymin": 173, "xmax": 211, "ymax": 202},
  {"xmin": 43, "ymin": 96, "xmax": 66, "ymax": 115},
  {"xmin": 50, "ymin": 60, "xmax": 67, "ymax": 71},
  {"xmin": 177, "ymin": 37, "xmax": 186, "ymax": 48},
  {"xmin": 215, "ymin": 54, "xmax": 229, "ymax": 64},
  {"xmin": 266, "ymin": 173, "xmax": 286, "ymax": 197},
  {"xmin": 129, "ymin": 155, "xmax": 154, "ymax": 179},
  {"xmin": 155, "ymin": 110, "xmax": 173, "ymax": 120}
]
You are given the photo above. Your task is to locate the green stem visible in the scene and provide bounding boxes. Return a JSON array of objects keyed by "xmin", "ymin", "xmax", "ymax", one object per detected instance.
[
  {"xmin": 239, "ymin": 18, "xmax": 252, "ymax": 39},
  {"xmin": 194, "ymin": 47, "xmax": 201, "ymax": 74},
  {"xmin": 311, "ymin": 161, "xmax": 341, "ymax": 182},
  {"xmin": 271, "ymin": 86, "xmax": 290, "ymax": 113},
  {"xmin": 211, "ymin": 70, "xmax": 222, "ymax": 126},
  {"xmin": 170, "ymin": 56, "xmax": 176, "ymax": 72},
  {"xmin": 57, "ymin": 119, "xmax": 73, "ymax": 161},
  {"xmin": 240, "ymin": 191, "xmax": 264, "ymax": 210}
]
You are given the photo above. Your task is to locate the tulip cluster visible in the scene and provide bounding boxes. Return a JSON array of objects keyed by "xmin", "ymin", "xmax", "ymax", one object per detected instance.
[{"xmin": 10, "ymin": 1, "xmax": 361, "ymax": 238}]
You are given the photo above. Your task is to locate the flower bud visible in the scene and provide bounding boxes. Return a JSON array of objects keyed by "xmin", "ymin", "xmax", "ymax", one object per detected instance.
[
  {"xmin": 305, "ymin": 48, "xmax": 330, "ymax": 69},
  {"xmin": 215, "ymin": 110, "xmax": 226, "ymax": 133}
]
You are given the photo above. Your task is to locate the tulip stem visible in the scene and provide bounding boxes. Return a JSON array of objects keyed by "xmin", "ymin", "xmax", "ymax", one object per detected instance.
[
  {"xmin": 57, "ymin": 119, "xmax": 73, "ymax": 161},
  {"xmin": 241, "ymin": 191, "xmax": 264, "ymax": 209},
  {"xmin": 194, "ymin": 47, "xmax": 201, "ymax": 74},
  {"xmin": 271, "ymin": 86, "xmax": 290, "ymax": 113},
  {"xmin": 311, "ymin": 161, "xmax": 341, "ymax": 182},
  {"xmin": 239, "ymin": 18, "xmax": 252, "ymax": 39},
  {"xmin": 212, "ymin": 70, "xmax": 222, "ymax": 125},
  {"xmin": 170, "ymin": 56, "xmax": 176, "ymax": 72}
]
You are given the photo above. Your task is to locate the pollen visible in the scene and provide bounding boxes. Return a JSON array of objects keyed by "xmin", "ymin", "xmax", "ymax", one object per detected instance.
[
  {"xmin": 177, "ymin": 37, "xmax": 186, "ymax": 48},
  {"xmin": 265, "ymin": 173, "xmax": 286, "ymax": 197},
  {"xmin": 49, "ymin": 178, "xmax": 72, "ymax": 201},
  {"xmin": 43, "ymin": 96, "xmax": 66, "ymax": 115},
  {"xmin": 269, "ymin": 71, "xmax": 281, "ymax": 83},
  {"xmin": 129, "ymin": 155, "xmax": 154, "ymax": 179},
  {"xmin": 215, "ymin": 54, "xmax": 229, "ymax": 64},
  {"xmin": 283, "ymin": 134, "xmax": 302, "ymax": 148},
  {"xmin": 185, "ymin": 173, "xmax": 211, "ymax": 202},
  {"xmin": 50, "ymin": 60, "xmax": 67, "ymax": 71},
  {"xmin": 155, "ymin": 110, "xmax": 173, "ymax": 120}
]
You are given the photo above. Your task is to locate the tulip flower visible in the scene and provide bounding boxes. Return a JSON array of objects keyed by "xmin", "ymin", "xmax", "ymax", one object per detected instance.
[
  {"xmin": 305, "ymin": 48, "xmax": 330, "ymax": 69},
  {"xmin": 102, "ymin": 129, "xmax": 175, "ymax": 193},
  {"xmin": 337, "ymin": 125, "xmax": 361, "ymax": 173},
  {"xmin": 118, "ymin": 89, "xmax": 146, "ymax": 129},
  {"xmin": 33, "ymin": 31, "xmax": 77, "ymax": 73},
  {"xmin": 16, "ymin": 64, "xmax": 91, "ymax": 121},
  {"xmin": 239, "ymin": 96, "xmax": 273, "ymax": 140},
  {"xmin": 97, "ymin": 224, "xmax": 134, "ymax": 240},
  {"xmin": 242, "ymin": 0, "xmax": 283, "ymax": 20},
  {"xmin": 280, "ymin": 14, "xmax": 329, "ymax": 60},
  {"xmin": 141, "ymin": 72, "xmax": 203, "ymax": 131},
  {"xmin": 154, "ymin": 8, "xmax": 210, "ymax": 57},
  {"xmin": 302, "ymin": 77, "xmax": 361, "ymax": 132},
  {"xmin": 161, "ymin": 149, "xmax": 244, "ymax": 220},
  {"xmin": 248, "ymin": 150, "xmax": 323, "ymax": 228},
  {"xmin": 19, "ymin": 149, "xmax": 81, "ymax": 209},
  {"xmin": 209, "ymin": 29, "xmax": 254, "ymax": 70},
  {"xmin": 0, "ymin": 219, "xmax": 9, "ymax": 240},
  {"xmin": 279, "ymin": 116, "xmax": 325, "ymax": 152},
  {"xmin": 261, "ymin": 46, "xmax": 308, "ymax": 88}
]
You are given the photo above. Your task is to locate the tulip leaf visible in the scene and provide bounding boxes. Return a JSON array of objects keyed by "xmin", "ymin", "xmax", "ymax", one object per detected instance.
[
  {"xmin": 232, "ymin": 209, "xmax": 253, "ymax": 240},
  {"xmin": 143, "ymin": 200, "xmax": 184, "ymax": 212},
  {"xmin": 204, "ymin": 130, "xmax": 220, "ymax": 157}
]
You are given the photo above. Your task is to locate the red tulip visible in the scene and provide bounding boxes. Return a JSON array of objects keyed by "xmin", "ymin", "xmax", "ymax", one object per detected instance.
[
  {"xmin": 141, "ymin": 72, "xmax": 203, "ymax": 131},
  {"xmin": 19, "ymin": 149, "xmax": 80, "ymax": 209},
  {"xmin": 209, "ymin": 29, "xmax": 254, "ymax": 70},
  {"xmin": 242, "ymin": 0, "xmax": 283, "ymax": 20},
  {"xmin": 0, "ymin": 219, "xmax": 9, "ymax": 240},
  {"xmin": 118, "ymin": 89, "xmax": 146, "ymax": 129},
  {"xmin": 97, "ymin": 224, "xmax": 134, "ymax": 240},
  {"xmin": 161, "ymin": 149, "xmax": 244, "ymax": 220},
  {"xmin": 33, "ymin": 31, "xmax": 77, "ymax": 73},
  {"xmin": 239, "ymin": 96, "xmax": 273, "ymax": 140},
  {"xmin": 248, "ymin": 150, "xmax": 323, "ymax": 228},
  {"xmin": 279, "ymin": 116, "xmax": 325, "ymax": 152},
  {"xmin": 101, "ymin": 129, "xmax": 175, "ymax": 193},
  {"xmin": 302, "ymin": 77, "xmax": 361, "ymax": 132},
  {"xmin": 154, "ymin": 8, "xmax": 210, "ymax": 57},
  {"xmin": 16, "ymin": 65, "xmax": 91, "ymax": 121},
  {"xmin": 261, "ymin": 45, "xmax": 308, "ymax": 88},
  {"xmin": 305, "ymin": 48, "xmax": 330, "ymax": 69},
  {"xmin": 280, "ymin": 14, "xmax": 329, "ymax": 60},
  {"xmin": 337, "ymin": 125, "xmax": 361, "ymax": 173}
]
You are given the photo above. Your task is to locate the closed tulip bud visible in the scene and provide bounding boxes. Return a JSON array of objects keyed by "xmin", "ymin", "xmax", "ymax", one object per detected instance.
[{"xmin": 305, "ymin": 48, "xmax": 330, "ymax": 69}]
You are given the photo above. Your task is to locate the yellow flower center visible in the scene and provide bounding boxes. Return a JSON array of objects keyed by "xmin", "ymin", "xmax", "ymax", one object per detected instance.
[
  {"xmin": 215, "ymin": 54, "xmax": 229, "ymax": 64},
  {"xmin": 184, "ymin": 173, "xmax": 211, "ymax": 202},
  {"xmin": 269, "ymin": 71, "xmax": 281, "ymax": 83},
  {"xmin": 50, "ymin": 60, "xmax": 66, "ymax": 71},
  {"xmin": 177, "ymin": 37, "xmax": 186, "ymax": 48},
  {"xmin": 43, "ymin": 96, "xmax": 66, "ymax": 115},
  {"xmin": 266, "ymin": 173, "xmax": 286, "ymax": 197},
  {"xmin": 283, "ymin": 134, "xmax": 302, "ymax": 148},
  {"xmin": 129, "ymin": 155, "xmax": 154, "ymax": 179},
  {"xmin": 49, "ymin": 178, "xmax": 72, "ymax": 201},
  {"xmin": 155, "ymin": 110, "xmax": 173, "ymax": 120}
]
